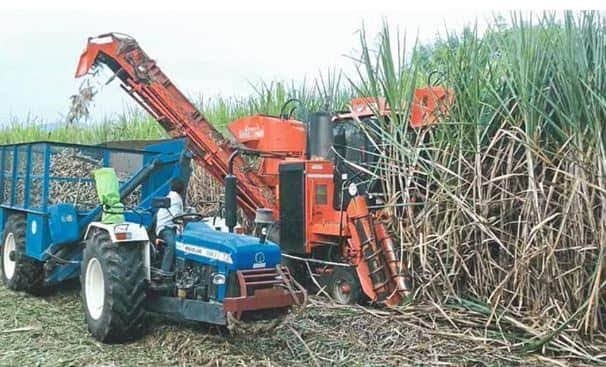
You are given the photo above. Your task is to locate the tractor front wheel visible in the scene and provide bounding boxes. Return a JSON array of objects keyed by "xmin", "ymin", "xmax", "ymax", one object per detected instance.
[
  {"xmin": 81, "ymin": 229, "xmax": 146, "ymax": 343},
  {"xmin": 0, "ymin": 214, "xmax": 43, "ymax": 293}
]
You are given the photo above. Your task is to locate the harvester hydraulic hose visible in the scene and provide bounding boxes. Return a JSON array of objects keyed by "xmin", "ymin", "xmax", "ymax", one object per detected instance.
[
  {"xmin": 281, "ymin": 253, "xmax": 354, "ymax": 268},
  {"xmin": 227, "ymin": 150, "xmax": 239, "ymax": 175}
]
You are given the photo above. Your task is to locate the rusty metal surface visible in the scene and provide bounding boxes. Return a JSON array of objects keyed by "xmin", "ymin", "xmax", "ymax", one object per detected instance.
[{"xmin": 223, "ymin": 287, "xmax": 305, "ymax": 313}]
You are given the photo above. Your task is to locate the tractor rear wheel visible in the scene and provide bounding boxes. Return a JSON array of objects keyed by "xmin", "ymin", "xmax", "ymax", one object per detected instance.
[
  {"xmin": 0, "ymin": 215, "xmax": 43, "ymax": 293},
  {"xmin": 329, "ymin": 267, "xmax": 362, "ymax": 305},
  {"xmin": 81, "ymin": 229, "xmax": 146, "ymax": 343}
]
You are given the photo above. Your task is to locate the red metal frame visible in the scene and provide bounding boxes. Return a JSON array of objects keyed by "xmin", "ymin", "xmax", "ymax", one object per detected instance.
[
  {"xmin": 335, "ymin": 90, "xmax": 453, "ymax": 127},
  {"xmin": 410, "ymin": 87, "xmax": 454, "ymax": 127},
  {"xmin": 75, "ymin": 34, "xmax": 274, "ymax": 218},
  {"xmin": 222, "ymin": 266, "xmax": 305, "ymax": 318}
]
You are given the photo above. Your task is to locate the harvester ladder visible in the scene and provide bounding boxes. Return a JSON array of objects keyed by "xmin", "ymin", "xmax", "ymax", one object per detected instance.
[{"xmin": 359, "ymin": 224, "xmax": 392, "ymax": 298}]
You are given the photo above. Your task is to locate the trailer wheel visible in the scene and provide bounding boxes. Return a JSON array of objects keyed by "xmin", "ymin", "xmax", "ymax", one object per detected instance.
[
  {"xmin": 0, "ymin": 215, "xmax": 43, "ymax": 293},
  {"xmin": 329, "ymin": 267, "xmax": 362, "ymax": 305},
  {"xmin": 81, "ymin": 229, "xmax": 146, "ymax": 343}
]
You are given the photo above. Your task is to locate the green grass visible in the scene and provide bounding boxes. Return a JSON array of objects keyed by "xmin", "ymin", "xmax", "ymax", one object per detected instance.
[
  {"xmin": 350, "ymin": 11, "xmax": 606, "ymax": 356},
  {"xmin": 0, "ymin": 110, "xmax": 165, "ymax": 145},
  {"xmin": 0, "ymin": 285, "xmax": 555, "ymax": 367},
  {"xmin": 0, "ymin": 78, "xmax": 352, "ymax": 145}
]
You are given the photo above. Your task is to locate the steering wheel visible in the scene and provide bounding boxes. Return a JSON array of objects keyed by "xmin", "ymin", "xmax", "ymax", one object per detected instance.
[{"xmin": 171, "ymin": 213, "xmax": 204, "ymax": 226}]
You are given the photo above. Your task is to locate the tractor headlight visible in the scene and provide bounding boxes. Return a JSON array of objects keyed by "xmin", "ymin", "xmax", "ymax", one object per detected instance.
[
  {"xmin": 114, "ymin": 224, "xmax": 132, "ymax": 240},
  {"xmin": 114, "ymin": 224, "xmax": 129, "ymax": 233},
  {"xmin": 212, "ymin": 273, "xmax": 226, "ymax": 285},
  {"xmin": 348, "ymin": 182, "xmax": 358, "ymax": 196}
]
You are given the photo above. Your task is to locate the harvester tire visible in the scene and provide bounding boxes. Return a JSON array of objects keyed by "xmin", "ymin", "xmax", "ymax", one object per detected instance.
[
  {"xmin": 329, "ymin": 267, "xmax": 362, "ymax": 305},
  {"xmin": 0, "ymin": 215, "xmax": 44, "ymax": 293},
  {"xmin": 81, "ymin": 229, "xmax": 146, "ymax": 343}
]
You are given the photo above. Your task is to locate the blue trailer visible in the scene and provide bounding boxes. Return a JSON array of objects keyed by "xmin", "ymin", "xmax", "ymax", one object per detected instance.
[
  {"xmin": 0, "ymin": 138, "xmax": 304, "ymax": 342},
  {"xmin": 0, "ymin": 139, "xmax": 189, "ymax": 288}
]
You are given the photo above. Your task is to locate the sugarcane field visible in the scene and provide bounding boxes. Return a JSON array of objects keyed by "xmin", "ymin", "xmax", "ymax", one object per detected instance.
[{"xmin": 1, "ymin": 4, "xmax": 606, "ymax": 367}]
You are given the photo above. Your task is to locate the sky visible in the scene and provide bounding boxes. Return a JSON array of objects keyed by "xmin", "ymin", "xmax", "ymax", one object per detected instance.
[{"xmin": 0, "ymin": 1, "xmax": 597, "ymax": 126}]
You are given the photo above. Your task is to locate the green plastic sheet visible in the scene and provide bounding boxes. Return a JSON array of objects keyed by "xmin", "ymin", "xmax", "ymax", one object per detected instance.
[{"xmin": 93, "ymin": 168, "xmax": 125, "ymax": 224}]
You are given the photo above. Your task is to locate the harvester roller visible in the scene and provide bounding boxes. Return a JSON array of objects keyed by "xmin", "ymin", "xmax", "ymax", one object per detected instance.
[{"xmin": 346, "ymin": 196, "xmax": 412, "ymax": 306}]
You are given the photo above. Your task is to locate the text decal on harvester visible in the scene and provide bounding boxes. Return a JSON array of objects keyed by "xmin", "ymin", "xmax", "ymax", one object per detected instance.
[{"xmin": 176, "ymin": 242, "xmax": 233, "ymax": 264}]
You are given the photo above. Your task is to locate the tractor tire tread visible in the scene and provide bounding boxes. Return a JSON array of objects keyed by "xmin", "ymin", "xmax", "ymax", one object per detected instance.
[
  {"xmin": 1, "ymin": 214, "xmax": 44, "ymax": 294},
  {"xmin": 81, "ymin": 229, "xmax": 146, "ymax": 343}
]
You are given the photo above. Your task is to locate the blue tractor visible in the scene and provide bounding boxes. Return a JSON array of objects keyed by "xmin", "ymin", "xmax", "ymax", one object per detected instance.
[{"xmin": 0, "ymin": 139, "xmax": 304, "ymax": 342}]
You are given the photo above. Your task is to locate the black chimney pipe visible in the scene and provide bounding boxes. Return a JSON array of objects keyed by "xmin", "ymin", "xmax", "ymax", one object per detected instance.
[
  {"xmin": 308, "ymin": 111, "xmax": 333, "ymax": 160},
  {"xmin": 225, "ymin": 150, "xmax": 239, "ymax": 233}
]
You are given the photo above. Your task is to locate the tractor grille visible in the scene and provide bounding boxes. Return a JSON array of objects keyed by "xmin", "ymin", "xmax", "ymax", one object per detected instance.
[{"xmin": 235, "ymin": 267, "xmax": 294, "ymax": 297}]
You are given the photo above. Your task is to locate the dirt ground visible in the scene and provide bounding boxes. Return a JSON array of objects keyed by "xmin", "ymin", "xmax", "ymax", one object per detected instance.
[{"xmin": 0, "ymin": 282, "xmax": 593, "ymax": 367}]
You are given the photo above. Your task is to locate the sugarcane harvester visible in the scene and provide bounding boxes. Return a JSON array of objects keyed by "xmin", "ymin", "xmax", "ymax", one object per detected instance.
[
  {"xmin": 75, "ymin": 33, "xmax": 451, "ymax": 306},
  {"xmin": 0, "ymin": 139, "xmax": 304, "ymax": 343}
]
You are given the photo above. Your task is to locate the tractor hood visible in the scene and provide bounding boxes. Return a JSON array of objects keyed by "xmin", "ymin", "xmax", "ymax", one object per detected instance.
[{"xmin": 176, "ymin": 222, "xmax": 281, "ymax": 270}]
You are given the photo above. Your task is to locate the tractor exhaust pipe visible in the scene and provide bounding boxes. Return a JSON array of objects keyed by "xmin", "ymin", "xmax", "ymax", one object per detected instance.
[{"xmin": 225, "ymin": 151, "xmax": 239, "ymax": 233}]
